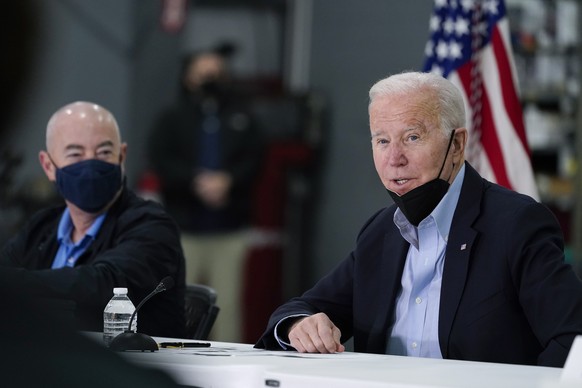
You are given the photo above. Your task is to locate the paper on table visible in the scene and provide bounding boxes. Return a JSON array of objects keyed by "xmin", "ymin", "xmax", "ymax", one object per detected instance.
[{"xmin": 173, "ymin": 346, "xmax": 377, "ymax": 359}]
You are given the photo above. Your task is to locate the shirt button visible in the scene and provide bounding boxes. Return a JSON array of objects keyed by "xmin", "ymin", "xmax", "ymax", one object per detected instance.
[
  {"xmin": 415, "ymin": 297, "xmax": 422, "ymax": 304},
  {"xmin": 411, "ymin": 342, "xmax": 418, "ymax": 349}
]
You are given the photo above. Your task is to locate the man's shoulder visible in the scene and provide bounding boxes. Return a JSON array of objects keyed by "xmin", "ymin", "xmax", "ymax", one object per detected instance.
[
  {"xmin": 113, "ymin": 189, "xmax": 175, "ymax": 224},
  {"xmin": 2, "ymin": 204, "xmax": 63, "ymax": 252},
  {"xmin": 465, "ymin": 174, "xmax": 553, "ymax": 231},
  {"xmin": 116, "ymin": 189, "xmax": 165, "ymax": 212},
  {"xmin": 463, "ymin": 163, "xmax": 538, "ymax": 209},
  {"xmin": 25, "ymin": 204, "xmax": 64, "ymax": 229},
  {"xmin": 480, "ymin": 179, "xmax": 539, "ymax": 209}
]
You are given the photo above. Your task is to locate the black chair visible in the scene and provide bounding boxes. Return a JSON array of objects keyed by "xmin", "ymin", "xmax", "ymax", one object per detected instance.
[{"xmin": 184, "ymin": 283, "xmax": 220, "ymax": 340}]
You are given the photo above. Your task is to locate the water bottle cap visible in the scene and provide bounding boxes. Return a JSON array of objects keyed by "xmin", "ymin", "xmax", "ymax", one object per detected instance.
[{"xmin": 113, "ymin": 287, "xmax": 128, "ymax": 294}]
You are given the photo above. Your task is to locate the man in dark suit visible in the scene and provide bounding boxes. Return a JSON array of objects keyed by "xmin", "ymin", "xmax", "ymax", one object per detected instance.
[{"xmin": 255, "ymin": 71, "xmax": 582, "ymax": 367}]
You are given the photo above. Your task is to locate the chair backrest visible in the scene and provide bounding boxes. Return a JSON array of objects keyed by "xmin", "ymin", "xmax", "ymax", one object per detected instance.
[{"xmin": 184, "ymin": 283, "xmax": 220, "ymax": 340}]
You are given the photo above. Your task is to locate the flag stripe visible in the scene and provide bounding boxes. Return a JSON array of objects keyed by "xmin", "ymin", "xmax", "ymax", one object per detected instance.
[
  {"xmin": 456, "ymin": 62, "xmax": 513, "ymax": 188},
  {"xmin": 481, "ymin": 42, "xmax": 538, "ymax": 195},
  {"xmin": 491, "ymin": 25, "xmax": 529, "ymax": 151},
  {"xmin": 481, "ymin": 99, "xmax": 512, "ymax": 189},
  {"xmin": 449, "ymin": 71, "xmax": 498, "ymax": 185}
]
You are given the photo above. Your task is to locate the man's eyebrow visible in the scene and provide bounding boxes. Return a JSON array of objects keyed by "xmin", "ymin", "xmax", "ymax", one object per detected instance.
[
  {"xmin": 371, "ymin": 125, "xmax": 423, "ymax": 138},
  {"xmin": 404, "ymin": 123, "xmax": 424, "ymax": 131},
  {"xmin": 64, "ymin": 144, "xmax": 83, "ymax": 152},
  {"xmin": 96, "ymin": 141, "xmax": 114, "ymax": 149},
  {"xmin": 63, "ymin": 141, "xmax": 115, "ymax": 152}
]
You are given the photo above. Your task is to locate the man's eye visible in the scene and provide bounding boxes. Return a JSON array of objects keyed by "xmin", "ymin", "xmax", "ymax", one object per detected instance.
[{"xmin": 407, "ymin": 135, "xmax": 419, "ymax": 141}]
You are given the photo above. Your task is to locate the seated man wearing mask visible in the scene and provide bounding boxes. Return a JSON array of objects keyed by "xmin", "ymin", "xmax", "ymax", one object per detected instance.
[
  {"xmin": 255, "ymin": 71, "xmax": 582, "ymax": 367},
  {"xmin": 0, "ymin": 101, "xmax": 186, "ymax": 338}
]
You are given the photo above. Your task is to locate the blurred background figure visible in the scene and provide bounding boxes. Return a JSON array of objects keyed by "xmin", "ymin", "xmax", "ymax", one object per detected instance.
[{"xmin": 147, "ymin": 42, "xmax": 264, "ymax": 343}]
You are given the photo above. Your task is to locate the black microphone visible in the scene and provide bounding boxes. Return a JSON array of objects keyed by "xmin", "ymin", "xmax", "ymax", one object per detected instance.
[{"xmin": 109, "ymin": 276, "xmax": 174, "ymax": 352}]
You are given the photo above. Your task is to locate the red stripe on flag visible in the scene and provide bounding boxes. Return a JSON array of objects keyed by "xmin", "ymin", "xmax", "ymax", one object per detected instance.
[
  {"xmin": 491, "ymin": 26, "xmax": 530, "ymax": 154},
  {"xmin": 479, "ymin": 86, "xmax": 512, "ymax": 189},
  {"xmin": 456, "ymin": 62, "xmax": 512, "ymax": 189}
]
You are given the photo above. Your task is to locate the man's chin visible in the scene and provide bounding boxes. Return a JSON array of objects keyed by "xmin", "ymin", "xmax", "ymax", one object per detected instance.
[{"xmin": 386, "ymin": 186, "xmax": 410, "ymax": 197}]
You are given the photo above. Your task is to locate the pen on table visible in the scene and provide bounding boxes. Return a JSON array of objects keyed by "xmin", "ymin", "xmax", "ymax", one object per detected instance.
[{"xmin": 159, "ymin": 341, "xmax": 211, "ymax": 348}]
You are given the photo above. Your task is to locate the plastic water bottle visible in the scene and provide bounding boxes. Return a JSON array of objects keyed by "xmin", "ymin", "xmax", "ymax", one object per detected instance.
[{"xmin": 103, "ymin": 287, "xmax": 137, "ymax": 346}]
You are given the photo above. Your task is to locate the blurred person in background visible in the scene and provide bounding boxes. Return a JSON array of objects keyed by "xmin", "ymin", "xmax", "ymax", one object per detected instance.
[{"xmin": 148, "ymin": 42, "xmax": 263, "ymax": 343}]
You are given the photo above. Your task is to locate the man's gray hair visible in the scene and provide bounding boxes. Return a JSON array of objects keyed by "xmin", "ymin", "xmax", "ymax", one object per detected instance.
[{"xmin": 369, "ymin": 71, "xmax": 466, "ymax": 137}]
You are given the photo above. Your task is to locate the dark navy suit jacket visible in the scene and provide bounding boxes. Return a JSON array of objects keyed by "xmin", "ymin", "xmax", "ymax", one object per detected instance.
[{"xmin": 256, "ymin": 163, "xmax": 582, "ymax": 367}]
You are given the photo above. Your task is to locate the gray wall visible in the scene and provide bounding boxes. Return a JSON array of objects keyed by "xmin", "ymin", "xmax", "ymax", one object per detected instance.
[
  {"xmin": 8, "ymin": 0, "xmax": 134, "ymax": 186},
  {"xmin": 6, "ymin": 0, "xmax": 433, "ymax": 286},
  {"xmin": 7, "ymin": 0, "xmax": 179, "ymax": 189}
]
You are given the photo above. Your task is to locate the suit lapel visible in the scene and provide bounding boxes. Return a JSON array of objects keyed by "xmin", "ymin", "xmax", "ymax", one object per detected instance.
[
  {"xmin": 368, "ymin": 219, "xmax": 409, "ymax": 353},
  {"xmin": 438, "ymin": 163, "xmax": 483, "ymax": 358}
]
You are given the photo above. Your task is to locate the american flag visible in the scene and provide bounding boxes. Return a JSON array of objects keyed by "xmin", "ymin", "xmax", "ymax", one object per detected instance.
[{"xmin": 423, "ymin": 0, "xmax": 539, "ymax": 199}]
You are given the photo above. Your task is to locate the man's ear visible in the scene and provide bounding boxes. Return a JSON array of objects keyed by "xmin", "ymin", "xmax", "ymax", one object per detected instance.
[
  {"xmin": 38, "ymin": 150, "xmax": 56, "ymax": 181},
  {"xmin": 452, "ymin": 127, "xmax": 467, "ymax": 156},
  {"xmin": 119, "ymin": 142, "xmax": 128, "ymax": 165}
]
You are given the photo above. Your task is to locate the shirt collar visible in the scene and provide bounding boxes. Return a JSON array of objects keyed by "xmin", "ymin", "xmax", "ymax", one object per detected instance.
[
  {"xmin": 393, "ymin": 163, "xmax": 466, "ymax": 245},
  {"xmin": 57, "ymin": 207, "xmax": 107, "ymax": 245},
  {"xmin": 430, "ymin": 163, "xmax": 465, "ymax": 240}
]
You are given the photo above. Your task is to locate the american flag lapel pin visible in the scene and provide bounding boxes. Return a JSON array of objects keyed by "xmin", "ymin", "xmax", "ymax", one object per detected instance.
[{"xmin": 460, "ymin": 244, "xmax": 467, "ymax": 251}]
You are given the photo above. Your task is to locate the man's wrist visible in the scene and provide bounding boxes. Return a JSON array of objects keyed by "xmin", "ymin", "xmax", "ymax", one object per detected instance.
[{"xmin": 274, "ymin": 314, "xmax": 309, "ymax": 349}]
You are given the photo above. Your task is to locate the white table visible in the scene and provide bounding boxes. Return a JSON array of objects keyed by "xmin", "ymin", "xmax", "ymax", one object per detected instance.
[{"xmin": 118, "ymin": 339, "xmax": 576, "ymax": 388}]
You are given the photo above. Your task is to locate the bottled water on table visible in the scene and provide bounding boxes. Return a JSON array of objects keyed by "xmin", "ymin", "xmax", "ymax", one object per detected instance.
[{"xmin": 103, "ymin": 287, "xmax": 137, "ymax": 346}]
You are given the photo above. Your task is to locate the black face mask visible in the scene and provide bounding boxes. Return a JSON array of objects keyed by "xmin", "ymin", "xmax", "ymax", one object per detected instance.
[
  {"xmin": 199, "ymin": 80, "xmax": 223, "ymax": 97},
  {"xmin": 387, "ymin": 130, "xmax": 456, "ymax": 226}
]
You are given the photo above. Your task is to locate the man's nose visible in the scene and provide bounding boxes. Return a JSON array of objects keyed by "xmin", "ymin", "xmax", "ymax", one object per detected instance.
[{"xmin": 387, "ymin": 144, "xmax": 406, "ymax": 166}]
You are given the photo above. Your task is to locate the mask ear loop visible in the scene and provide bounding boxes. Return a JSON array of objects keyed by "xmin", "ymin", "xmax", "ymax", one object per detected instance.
[
  {"xmin": 437, "ymin": 129, "xmax": 456, "ymax": 181},
  {"xmin": 45, "ymin": 153, "xmax": 60, "ymax": 170}
]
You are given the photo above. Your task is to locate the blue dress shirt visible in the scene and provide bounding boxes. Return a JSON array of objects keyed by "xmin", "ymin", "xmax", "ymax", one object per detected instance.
[
  {"xmin": 51, "ymin": 208, "xmax": 106, "ymax": 269},
  {"xmin": 387, "ymin": 164, "xmax": 465, "ymax": 358}
]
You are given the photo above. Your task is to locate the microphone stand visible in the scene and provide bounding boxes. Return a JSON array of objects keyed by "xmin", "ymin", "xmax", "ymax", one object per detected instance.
[{"xmin": 109, "ymin": 277, "xmax": 173, "ymax": 352}]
